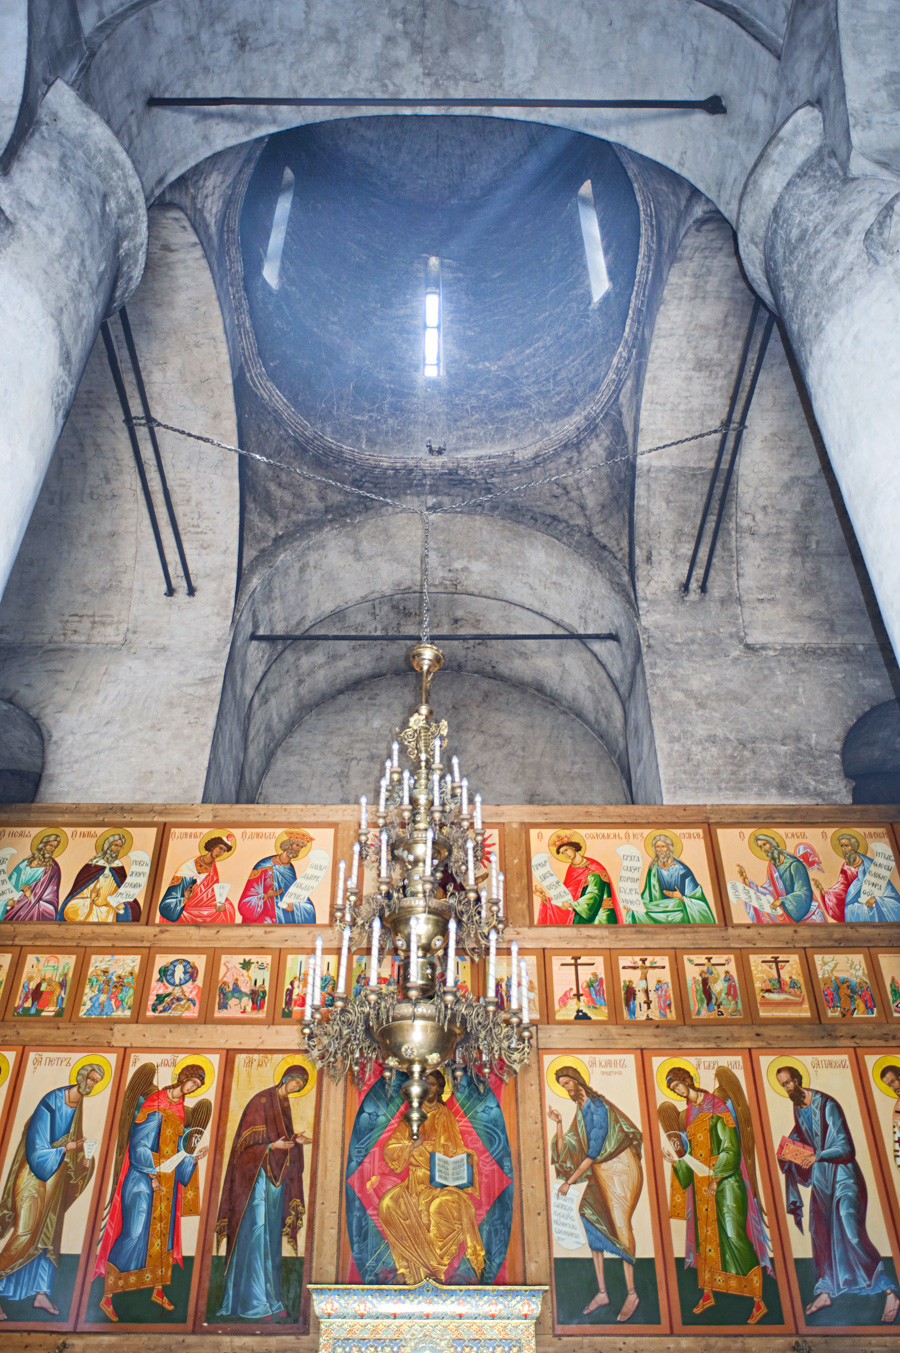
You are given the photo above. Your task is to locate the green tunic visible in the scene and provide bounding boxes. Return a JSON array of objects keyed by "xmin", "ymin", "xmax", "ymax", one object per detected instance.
[
  {"xmin": 630, "ymin": 861, "xmax": 715, "ymax": 925},
  {"xmin": 571, "ymin": 870, "xmax": 617, "ymax": 925}
]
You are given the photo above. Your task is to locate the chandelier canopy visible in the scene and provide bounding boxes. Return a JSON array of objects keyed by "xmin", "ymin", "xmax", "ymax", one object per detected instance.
[{"xmin": 302, "ymin": 641, "xmax": 533, "ymax": 1137}]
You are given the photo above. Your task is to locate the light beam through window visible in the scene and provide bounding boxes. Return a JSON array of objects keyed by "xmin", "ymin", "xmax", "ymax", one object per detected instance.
[
  {"xmin": 577, "ymin": 180, "xmax": 610, "ymax": 304},
  {"xmin": 262, "ymin": 167, "xmax": 295, "ymax": 290}
]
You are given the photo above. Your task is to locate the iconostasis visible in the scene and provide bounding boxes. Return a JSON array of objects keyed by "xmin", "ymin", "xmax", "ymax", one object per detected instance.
[{"xmin": 1, "ymin": 803, "xmax": 900, "ymax": 1345}]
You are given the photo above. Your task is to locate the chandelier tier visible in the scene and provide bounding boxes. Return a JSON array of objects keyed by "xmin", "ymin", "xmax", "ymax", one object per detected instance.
[{"xmin": 301, "ymin": 641, "xmax": 534, "ymax": 1137}]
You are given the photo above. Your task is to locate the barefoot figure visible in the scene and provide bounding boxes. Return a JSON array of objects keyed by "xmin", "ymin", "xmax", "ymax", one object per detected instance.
[{"xmin": 548, "ymin": 1065, "xmax": 642, "ymax": 1322}]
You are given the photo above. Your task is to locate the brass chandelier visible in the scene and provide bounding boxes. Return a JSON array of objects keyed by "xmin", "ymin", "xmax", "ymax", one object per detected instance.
[{"xmin": 301, "ymin": 640, "xmax": 534, "ymax": 1137}]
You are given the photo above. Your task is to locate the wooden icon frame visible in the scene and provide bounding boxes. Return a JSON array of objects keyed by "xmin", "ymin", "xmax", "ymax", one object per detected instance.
[
  {"xmin": 806, "ymin": 948, "xmax": 884, "ymax": 1024},
  {"xmin": 76, "ymin": 1046, "xmax": 224, "ymax": 1332},
  {"xmin": 740, "ymin": 949, "xmax": 819, "ymax": 1024},
  {"xmin": 544, "ymin": 948, "xmax": 613, "ymax": 1024},
  {"xmin": 69, "ymin": 947, "xmax": 149, "ymax": 1024},
  {"xmin": 137, "ymin": 947, "xmax": 216, "ymax": 1024},
  {"xmin": 3, "ymin": 946, "xmax": 85, "ymax": 1022},
  {"xmin": 611, "ymin": 949, "xmax": 682, "ymax": 1025},
  {"xmin": 643, "ymin": 1047, "xmax": 795, "ymax": 1336},
  {"xmin": 208, "ymin": 949, "xmax": 277, "ymax": 1024},
  {"xmin": 749, "ymin": 1046, "xmax": 900, "ymax": 1335}
]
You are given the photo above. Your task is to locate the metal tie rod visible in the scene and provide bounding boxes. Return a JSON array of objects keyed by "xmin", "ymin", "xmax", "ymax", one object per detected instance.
[
  {"xmin": 250, "ymin": 632, "xmax": 620, "ymax": 642},
  {"xmin": 148, "ymin": 95, "xmax": 726, "ymax": 114}
]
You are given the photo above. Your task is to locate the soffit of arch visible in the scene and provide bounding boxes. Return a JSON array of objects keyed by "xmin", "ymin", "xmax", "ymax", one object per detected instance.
[{"xmin": 70, "ymin": 0, "xmax": 780, "ymax": 220}]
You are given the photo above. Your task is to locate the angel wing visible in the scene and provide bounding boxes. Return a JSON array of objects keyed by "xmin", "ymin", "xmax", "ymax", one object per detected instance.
[
  {"xmin": 657, "ymin": 1100, "xmax": 685, "ymax": 1155},
  {"xmin": 183, "ymin": 1097, "xmax": 212, "ymax": 1155},
  {"xmin": 714, "ymin": 1065, "xmax": 766, "ymax": 1218},
  {"xmin": 102, "ymin": 1062, "xmax": 157, "ymax": 1221}
]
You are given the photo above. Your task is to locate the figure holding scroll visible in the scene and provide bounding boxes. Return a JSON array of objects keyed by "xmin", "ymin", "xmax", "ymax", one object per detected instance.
[
  {"xmin": 535, "ymin": 832, "xmax": 622, "ymax": 926},
  {"xmin": 237, "ymin": 832, "xmax": 316, "ymax": 924},
  {"xmin": 812, "ymin": 831, "xmax": 900, "ymax": 923},
  {"xmin": 61, "ymin": 832, "xmax": 136, "ymax": 923},
  {"xmin": 548, "ymin": 1065, "xmax": 642, "ymax": 1322},
  {"xmin": 634, "ymin": 833, "xmax": 715, "ymax": 925},
  {"xmin": 159, "ymin": 834, "xmax": 236, "ymax": 924}
]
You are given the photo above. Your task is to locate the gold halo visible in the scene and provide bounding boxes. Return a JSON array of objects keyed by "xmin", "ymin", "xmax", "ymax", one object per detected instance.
[
  {"xmin": 656, "ymin": 1056, "xmax": 698, "ymax": 1101},
  {"xmin": 69, "ymin": 1054, "xmax": 113, "ymax": 1096},
  {"xmin": 748, "ymin": 828, "xmax": 786, "ymax": 861},
  {"xmin": 95, "ymin": 828, "xmax": 133, "ymax": 858},
  {"xmin": 0, "ymin": 1053, "xmax": 9, "ymax": 1089},
  {"xmin": 274, "ymin": 1054, "xmax": 316, "ymax": 1095},
  {"xmin": 548, "ymin": 830, "xmax": 586, "ymax": 863},
  {"xmin": 29, "ymin": 828, "xmax": 68, "ymax": 858},
  {"xmin": 199, "ymin": 828, "xmax": 237, "ymax": 860},
  {"xmin": 644, "ymin": 829, "xmax": 683, "ymax": 859},
  {"xmin": 174, "ymin": 1053, "xmax": 216, "ymax": 1096},
  {"xmin": 275, "ymin": 830, "xmax": 313, "ymax": 859},
  {"xmin": 766, "ymin": 1055, "xmax": 809, "ymax": 1097},
  {"xmin": 872, "ymin": 1055, "xmax": 900, "ymax": 1097},
  {"xmin": 831, "ymin": 828, "xmax": 868, "ymax": 859},
  {"xmin": 546, "ymin": 1054, "xmax": 592, "ymax": 1096}
]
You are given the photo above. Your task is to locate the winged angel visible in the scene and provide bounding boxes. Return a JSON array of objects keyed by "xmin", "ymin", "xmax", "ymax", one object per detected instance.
[
  {"xmin": 657, "ymin": 1063, "xmax": 772, "ymax": 1324},
  {"xmin": 93, "ymin": 1060, "xmax": 212, "ymax": 1321}
]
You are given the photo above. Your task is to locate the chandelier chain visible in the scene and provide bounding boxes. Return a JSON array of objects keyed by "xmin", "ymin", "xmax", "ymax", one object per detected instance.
[
  {"xmin": 420, "ymin": 512, "xmax": 431, "ymax": 642},
  {"xmin": 127, "ymin": 415, "xmax": 745, "ymax": 515}
]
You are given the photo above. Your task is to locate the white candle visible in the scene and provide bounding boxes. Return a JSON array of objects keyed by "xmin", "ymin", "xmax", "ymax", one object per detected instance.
[
  {"xmin": 446, "ymin": 918, "xmax": 457, "ymax": 987},
  {"xmin": 402, "ymin": 769, "xmax": 410, "ymax": 805},
  {"xmin": 480, "ymin": 887, "xmax": 487, "ymax": 922},
  {"xmin": 474, "ymin": 793, "xmax": 482, "ymax": 830},
  {"xmin": 490, "ymin": 852, "xmax": 498, "ymax": 898},
  {"xmin": 336, "ymin": 859, "xmax": 346, "ymax": 914},
  {"xmin": 520, "ymin": 958, "xmax": 530, "ymax": 1022},
  {"xmin": 408, "ymin": 915, "xmax": 418, "ymax": 985},
  {"xmin": 445, "ymin": 773, "xmax": 452, "ymax": 799},
  {"xmin": 303, "ymin": 956, "xmax": 314, "ymax": 1019},
  {"xmin": 380, "ymin": 829, "xmax": 389, "ymax": 877},
  {"xmin": 424, "ymin": 827, "xmax": 434, "ymax": 876},
  {"xmin": 378, "ymin": 777, "xmax": 387, "ymax": 813},
  {"xmin": 369, "ymin": 917, "xmax": 381, "ymax": 985},
  {"xmin": 337, "ymin": 926, "xmax": 350, "ymax": 993},
  {"xmin": 349, "ymin": 841, "xmax": 360, "ymax": 888},
  {"xmin": 451, "ymin": 755, "xmax": 460, "ymax": 783},
  {"xmin": 359, "ymin": 795, "xmax": 368, "ymax": 830},
  {"xmin": 466, "ymin": 838, "xmax": 475, "ymax": 886},
  {"xmin": 391, "ymin": 740, "xmax": 399, "ymax": 769},
  {"xmin": 488, "ymin": 929, "xmax": 497, "ymax": 996},
  {"xmin": 461, "ymin": 777, "xmax": 468, "ymax": 815},
  {"xmin": 432, "ymin": 771, "xmax": 441, "ymax": 807},
  {"xmin": 433, "ymin": 736, "xmax": 441, "ymax": 766},
  {"xmin": 384, "ymin": 758, "xmax": 391, "ymax": 780},
  {"xmin": 313, "ymin": 937, "xmax": 323, "ymax": 1007},
  {"xmin": 510, "ymin": 940, "xmax": 519, "ymax": 1009},
  {"xmin": 497, "ymin": 870, "xmax": 504, "ymax": 917}
]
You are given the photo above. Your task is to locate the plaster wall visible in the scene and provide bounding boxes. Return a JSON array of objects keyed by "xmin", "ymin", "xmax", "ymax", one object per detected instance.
[
  {"xmin": 634, "ymin": 214, "xmax": 896, "ymax": 803},
  {"xmin": 257, "ymin": 671, "xmax": 629, "ymax": 806},
  {"xmin": 0, "ymin": 204, "xmax": 239, "ymax": 801}
]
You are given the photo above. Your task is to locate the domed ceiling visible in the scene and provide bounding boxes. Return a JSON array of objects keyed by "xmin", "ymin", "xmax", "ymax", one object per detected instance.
[{"xmin": 233, "ymin": 117, "xmax": 642, "ymax": 458}]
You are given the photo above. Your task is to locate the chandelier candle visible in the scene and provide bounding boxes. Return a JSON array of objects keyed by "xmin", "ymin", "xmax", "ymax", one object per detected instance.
[
  {"xmin": 510, "ymin": 940, "xmax": 519, "ymax": 1010},
  {"xmin": 300, "ymin": 641, "xmax": 533, "ymax": 1138}
]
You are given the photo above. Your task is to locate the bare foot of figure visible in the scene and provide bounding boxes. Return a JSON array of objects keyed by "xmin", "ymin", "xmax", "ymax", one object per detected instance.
[
  {"xmin": 617, "ymin": 1292, "xmax": 640, "ymax": 1322},
  {"xmin": 583, "ymin": 1289, "xmax": 609, "ymax": 1314},
  {"xmin": 0, "ymin": 1305, "xmax": 7, "ymax": 1320},
  {"xmin": 32, "ymin": 1293, "xmax": 59, "ymax": 1315},
  {"xmin": 805, "ymin": 1292, "xmax": 832, "ymax": 1315},
  {"xmin": 883, "ymin": 1291, "xmax": 900, "ymax": 1323}
]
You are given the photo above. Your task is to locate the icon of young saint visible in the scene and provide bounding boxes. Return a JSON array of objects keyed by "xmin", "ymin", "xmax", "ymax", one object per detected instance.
[
  {"xmin": 159, "ymin": 832, "xmax": 237, "ymax": 924},
  {"xmin": 537, "ymin": 831, "xmax": 622, "ymax": 925},
  {"xmin": 657, "ymin": 1060, "xmax": 771, "ymax": 1325},
  {"xmin": 93, "ymin": 1058, "xmax": 213, "ymax": 1321}
]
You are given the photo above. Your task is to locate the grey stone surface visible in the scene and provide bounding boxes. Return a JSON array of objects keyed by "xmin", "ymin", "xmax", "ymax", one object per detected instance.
[
  {"xmin": 0, "ymin": 79, "xmax": 146, "ymax": 595},
  {"xmin": 0, "ymin": 698, "xmax": 43, "ymax": 802},
  {"xmin": 258, "ymin": 671, "xmax": 629, "ymax": 806},
  {"xmin": 634, "ymin": 214, "xmax": 895, "ymax": 802},
  {"xmin": 0, "ymin": 204, "xmax": 238, "ymax": 801}
]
